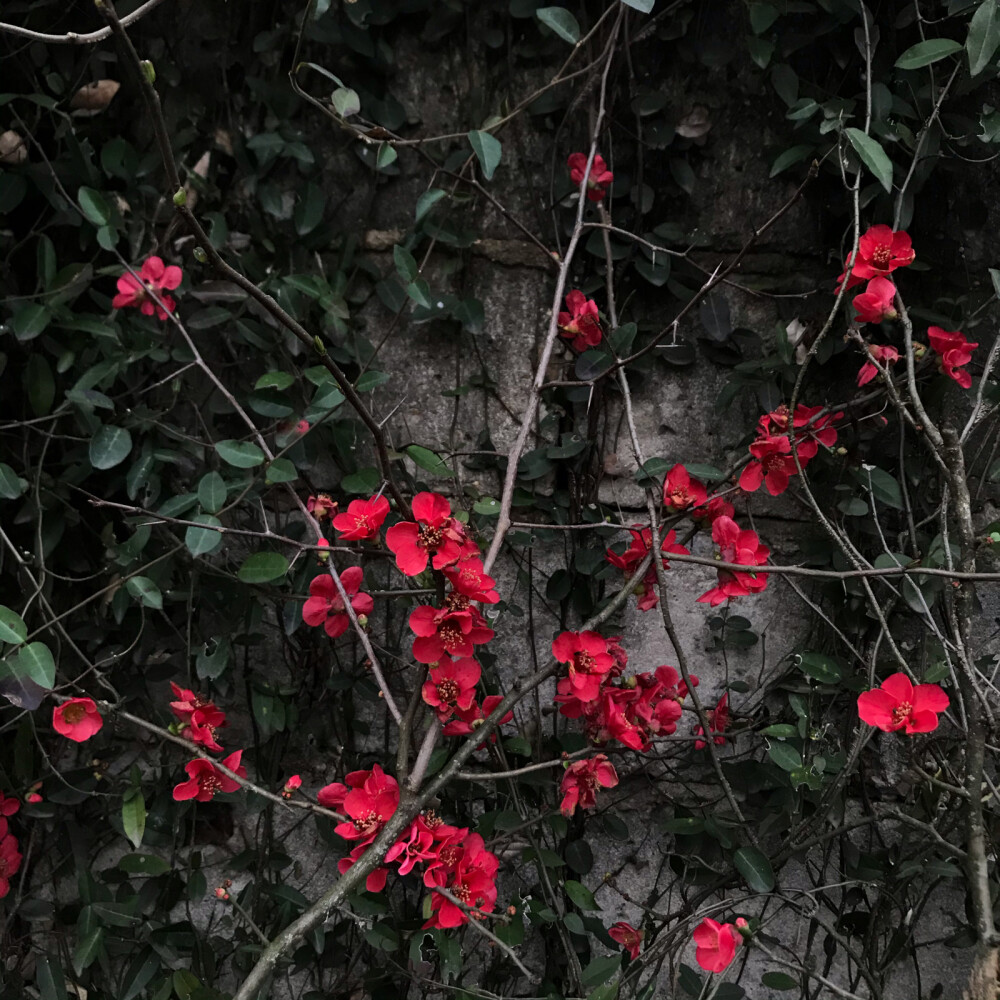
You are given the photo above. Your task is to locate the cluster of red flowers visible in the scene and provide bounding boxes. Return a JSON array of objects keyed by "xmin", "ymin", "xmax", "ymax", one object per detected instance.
[
  {"xmin": 557, "ymin": 290, "xmax": 603, "ymax": 351},
  {"xmin": 318, "ymin": 765, "xmax": 500, "ymax": 928},
  {"xmin": 928, "ymin": 326, "xmax": 978, "ymax": 389},
  {"xmin": 605, "ymin": 524, "xmax": 689, "ymax": 611},
  {"xmin": 696, "ymin": 515, "xmax": 770, "ymax": 607},
  {"xmin": 560, "ymin": 754, "xmax": 618, "ymax": 817},
  {"xmin": 567, "ymin": 151, "xmax": 613, "ymax": 202},
  {"xmin": 553, "ymin": 631, "xmax": 698, "ymax": 755},
  {"xmin": 0, "ymin": 794, "xmax": 23, "ymax": 900},
  {"xmin": 112, "ymin": 255, "xmax": 183, "ymax": 320},
  {"xmin": 694, "ymin": 692, "xmax": 730, "ymax": 749}
]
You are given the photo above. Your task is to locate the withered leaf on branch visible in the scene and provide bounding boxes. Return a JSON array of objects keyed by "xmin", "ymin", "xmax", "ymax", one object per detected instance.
[{"xmin": 69, "ymin": 79, "xmax": 121, "ymax": 114}]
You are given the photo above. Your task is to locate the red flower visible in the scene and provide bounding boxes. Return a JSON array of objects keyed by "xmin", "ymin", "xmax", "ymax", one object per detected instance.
[
  {"xmin": 835, "ymin": 225, "xmax": 915, "ymax": 292},
  {"xmin": 386, "ymin": 812, "xmax": 463, "ymax": 876},
  {"xmin": 422, "ymin": 657, "xmax": 482, "ymax": 720},
  {"xmin": 553, "ymin": 631, "xmax": 616, "ymax": 703},
  {"xmin": 385, "ymin": 492, "xmax": 470, "ymax": 576},
  {"xmin": 609, "ymin": 921, "xmax": 643, "ymax": 960},
  {"xmin": 606, "ymin": 525, "xmax": 689, "ymax": 611},
  {"xmin": 857, "ymin": 673, "xmax": 949, "ymax": 734},
  {"xmin": 423, "ymin": 833, "xmax": 500, "ymax": 928},
  {"xmin": 663, "ymin": 464, "xmax": 708, "ymax": 512},
  {"xmin": 693, "ymin": 917, "xmax": 745, "ymax": 973},
  {"xmin": 112, "ymin": 256, "xmax": 183, "ymax": 320},
  {"xmin": 567, "ymin": 152, "xmax": 614, "ymax": 202},
  {"xmin": 332, "ymin": 495, "xmax": 390, "ymax": 541},
  {"xmin": 334, "ymin": 763, "xmax": 399, "ymax": 844},
  {"xmin": 0, "ymin": 820, "xmax": 22, "ymax": 899},
  {"xmin": 443, "ymin": 556, "xmax": 499, "ymax": 604},
  {"xmin": 302, "ymin": 567, "xmax": 374, "ymax": 639},
  {"xmin": 557, "ymin": 290, "xmax": 603, "ymax": 352},
  {"xmin": 692, "ymin": 496, "xmax": 735, "ymax": 525},
  {"xmin": 560, "ymin": 754, "xmax": 618, "ymax": 816},
  {"xmin": 409, "ymin": 603, "xmax": 494, "ymax": 663},
  {"xmin": 694, "ymin": 692, "xmax": 730, "ymax": 749},
  {"xmin": 0, "ymin": 792, "xmax": 20, "ymax": 817},
  {"xmin": 442, "ymin": 694, "xmax": 513, "ymax": 741},
  {"xmin": 852, "ymin": 276, "xmax": 897, "ymax": 324},
  {"xmin": 172, "ymin": 750, "xmax": 247, "ymax": 802},
  {"xmin": 928, "ymin": 326, "xmax": 978, "ymax": 389},
  {"xmin": 307, "ymin": 494, "xmax": 338, "ymax": 520},
  {"xmin": 739, "ymin": 433, "xmax": 798, "ymax": 496},
  {"xmin": 697, "ymin": 516, "xmax": 769, "ymax": 606},
  {"xmin": 282, "ymin": 775, "xmax": 301, "ymax": 799},
  {"xmin": 170, "ymin": 682, "xmax": 228, "ymax": 753},
  {"xmin": 858, "ymin": 344, "xmax": 900, "ymax": 387},
  {"xmin": 52, "ymin": 698, "xmax": 103, "ymax": 742}
]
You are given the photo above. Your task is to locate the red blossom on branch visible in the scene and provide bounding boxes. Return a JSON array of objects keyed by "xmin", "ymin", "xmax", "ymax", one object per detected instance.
[
  {"xmin": 663, "ymin": 463, "xmax": 708, "ymax": 512},
  {"xmin": 421, "ymin": 657, "xmax": 482, "ymax": 721},
  {"xmin": 559, "ymin": 754, "xmax": 618, "ymax": 816},
  {"xmin": 302, "ymin": 567, "xmax": 374, "ymax": 639},
  {"xmin": 409, "ymin": 603, "xmax": 495, "ymax": 663},
  {"xmin": 423, "ymin": 832, "xmax": 501, "ymax": 929},
  {"xmin": 852, "ymin": 276, "xmax": 897, "ymax": 324},
  {"xmin": 609, "ymin": 921, "xmax": 643, "ymax": 960},
  {"xmin": 857, "ymin": 673, "xmax": 949, "ymax": 734},
  {"xmin": 441, "ymin": 694, "xmax": 513, "ymax": 742},
  {"xmin": 552, "ymin": 631, "xmax": 616, "ymax": 703},
  {"xmin": 332, "ymin": 494, "xmax": 390, "ymax": 541},
  {"xmin": 697, "ymin": 516, "xmax": 770, "ymax": 607},
  {"xmin": 693, "ymin": 916, "xmax": 747, "ymax": 973},
  {"xmin": 857, "ymin": 343, "xmax": 900, "ymax": 387},
  {"xmin": 385, "ymin": 492, "xmax": 473, "ymax": 576},
  {"xmin": 694, "ymin": 692, "xmax": 730, "ymax": 749},
  {"xmin": 557, "ymin": 290, "xmax": 603, "ymax": 352},
  {"xmin": 606, "ymin": 525, "xmax": 689, "ymax": 611},
  {"xmin": 172, "ymin": 750, "xmax": 247, "ymax": 802},
  {"xmin": 836, "ymin": 224, "xmax": 915, "ymax": 291},
  {"xmin": 739, "ymin": 433, "xmax": 798, "ymax": 496},
  {"xmin": 0, "ymin": 819, "xmax": 22, "ymax": 899},
  {"xmin": 52, "ymin": 698, "xmax": 104, "ymax": 742},
  {"xmin": 567, "ymin": 152, "xmax": 614, "ymax": 202},
  {"xmin": 169, "ymin": 682, "xmax": 228, "ymax": 753},
  {"xmin": 927, "ymin": 326, "xmax": 978, "ymax": 389},
  {"xmin": 0, "ymin": 792, "xmax": 20, "ymax": 818},
  {"xmin": 307, "ymin": 494, "xmax": 338, "ymax": 520},
  {"xmin": 443, "ymin": 556, "xmax": 500, "ymax": 604},
  {"xmin": 112, "ymin": 255, "xmax": 183, "ymax": 319}
]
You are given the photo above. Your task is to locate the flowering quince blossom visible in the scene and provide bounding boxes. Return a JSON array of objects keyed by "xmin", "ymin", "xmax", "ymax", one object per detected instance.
[
  {"xmin": 857, "ymin": 673, "xmax": 949, "ymax": 734},
  {"xmin": 557, "ymin": 290, "xmax": 603, "ymax": 352},
  {"xmin": 739, "ymin": 433, "xmax": 798, "ymax": 496},
  {"xmin": 552, "ymin": 631, "xmax": 616, "ymax": 702},
  {"xmin": 170, "ymin": 682, "xmax": 228, "ymax": 753},
  {"xmin": 423, "ymin": 832, "xmax": 501, "ymax": 929},
  {"xmin": 422, "ymin": 657, "xmax": 482, "ymax": 721},
  {"xmin": 52, "ymin": 697, "xmax": 104, "ymax": 742},
  {"xmin": 694, "ymin": 692, "xmax": 730, "ymax": 749},
  {"xmin": 567, "ymin": 151, "xmax": 614, "ymax": 202},
  {"xmin": 759, "ymin": 403, "xmax": 841, "ymax": 463},
  {"xmin": 609, "ymin": 921, "xmax": 643, "ymax": 960},
  {"xmin": 693, "ymin": 916, "xmax": 749, "ymax": 973},
  {"xmin": 385, "ymin": 811, "xmax": 462, "ymax": 876},
  {"xmin": 331, "ymin": 494, "xmax": 390, "ymax": 541},
  {"xmin": 112, "ymin": 256, "xmax": 183, "ymax": 320},
  {"xmin": 858, "ymin": 344, "xmax": 900, "ymax": 387},
  {"xmin": 697, "ymin": 516, "xmax": 770, "ymax": 607},
  {"xmin": 172, "ymin": 750, "xmax": 247, "ymax": 802},
  {"xmin": 282, "ymin": 775, "xmax": 301, "ymax": 799},
  {"xmin": 443, "ymin": 556, "xmax": 500, "ymax": 604},
  {"xmin": 559, "ymin": 754, "xmax": 618, "ymax": 816},
  {"xmin": 385, "ymin": 491, "xmax": 474, "ymax": 576},
  {"xmin": 835, "ymin": 224, "xmax": 915, "ymax": 291},
  {"xmin": 692, "ymin": 495, "xmax": 735, "ymax": 526},
  {"xmin": 927, "ymin": 326, "xmax": 978, "ymax": 389},
  {"xmin": 409, "ymin": 602, "xmax": 495, "ymax": 663},
  {"xmin": 0, "ymin": 818, "xmax": 22, "ymax": 899},
  {"xmin": 307, "ymin": 494, "xmax": 338, "ymax": 520},
  {"xmin": 853, "ymin": 276, "xmax": 898, "ymax": 324},
  {"xmin": 302, "ymin": 567, "xmax": 374, "ymax": 639},
  {"xmin": 0, "ymin": 791, "xmax": 19, "ymax": 817},
  {"xmin": 442, "ymin": 694, "xmax": 513, "ymax": 740},
  {"xmin": 663, "ymin": 463, "xmax": 707, "ymax": 512},
  {"xmin": 606, "ymin": 525, "xmax": 689, "ymax": 611}
]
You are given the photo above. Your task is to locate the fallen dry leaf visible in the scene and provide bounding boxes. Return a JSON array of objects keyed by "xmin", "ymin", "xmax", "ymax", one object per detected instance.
[
  {"xmin": 69, "ymin": 79, "xmax": 121, "ymax": 113},
  {"xmin": 0, "ymin": 130, "xmax": 27, "ymax": 165},
  {"xmin": 676, "ymin": 104, "xmax": 712, "ymax": 140}
]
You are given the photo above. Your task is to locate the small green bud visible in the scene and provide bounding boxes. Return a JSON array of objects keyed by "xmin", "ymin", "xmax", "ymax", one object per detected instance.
[
  {"xmin": 172, "ymin": 187, "xmax": 187, "ymax": 207},
  {"xmin": 140, "ymin": 60, "xmax": 156, "ymax": 84},
  {"xmin": 193, "ymin": 246, "xmax": 208, "ymax": 263},
  {"xmin": 313, "ymin": 336, "xmax": 327, "ymax": 355}
]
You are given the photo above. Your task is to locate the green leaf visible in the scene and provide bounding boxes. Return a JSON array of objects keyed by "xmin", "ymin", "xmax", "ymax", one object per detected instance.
[
  {"xmin": 415, "ymin": 188, "xmax": 446, "ymax": 223},
  {"xmin": 255, "ymin": 371, "xmax": 295, "ymax": 391},
  {"xmin": 78, "ymin": 186, "xmax": 112, "ymax": 226},
  {"xmin": 749, "ymin": 2, "xmax": 778, "ymax": 34},
  {"xmin": 215, "ymin": 439, "xmax": 266, "ymax": 468},
  {"xmin": 473, "ymin": 497, "xmax": 500, "ymax": 516},
  {"xmin": 467, "ymin": 130, "xmax": 502, "ymax": 181},
  {"xmin": 767, "ymin": 740, "xmax": 803, "ymax": 772},
  {"xmin": 0, "ymin": 463, "xmax": 27, "ymax": 500},
  {"xmin": 36, "ymin": 955, "xmax": 68, "ymax": 1000},
  {"xmin": 894, "ymin": 38, "xmax": 963, "ymax": 70},
  {"xmin": 537, "ymin": 7, "xmax": 581, "ymax": 43},
  {"xmin": 844, "ymin": 128, "xmax": 893, "ymax": 193},
  {"xmin": 119, "ymin": 948, "xmax": 160, "ymax": 1000},
  {"xmin": 185, "ymin": 514, "xmax": 223, "ymax": 556},
  {"xmin": 172, "ymin": 971, "xmax": 202, "ymax": 1000},
  {"xmin": 796, "ymin": 651, "xmax": 844, "ymax": 684},
  {"xmin": 375, "ymin": 143, "xmax": 397, "ymax": 170},
  {"xmin": 72, "ymin": 928, "xmax": 104, "ymax": 977},
  {"xmin": 294, "ymin": 181, "xmax": 327, "ymax": 236},
  {"xmin": 581, "ymin": 955, "xmax": 622, "ymax": 988},
  {"xmin": 762, "ymin": 971, "xmax": 799, "ymax": 990},
  {"xmin": 122, "ymin": 791, "xmax": 146, "ymax": 849},
  {"xmin": 237, "ymin": 552, "xmax": 289, "ymax": 584},
  {"xmin": 355, "ymin": 370, "xmax": 391, "ymax": 392},
  {"xmin": 863, "ymin": 466, "xmax": 903, "ymax": 509},
  {"xmin": 332, "ymin": 86, "xmax": 361, "ymax": 117},
  {"xmin": 733, "ymin": 845, "xmax": 775, "ymax": 892},
  {"xmin": 11, "ymin": 641, "xmax": 55, "ymax": 689},
  {"xmin": 564, "ymin": 879, "xmax": 601, "ymax": 910},
  {"xmin": 265, "ymin": 458, "xmax": 298, "ymax": 484},
  {"xmin": 769, "ymin": 144, "xmax": 813, "ymax": 177},
  {"xmin": 619, "ymin": 0, "xmax": 654, "ymax": 10},
  {"xmin": 90, "ymin": 425, "xmax": 133, "ymax": 470},
  {"xmin": 197, "ymin": 471, "xmax": 227, "ymax": 514},
  {"xmin": 0, "ymin": 605, "xmax": 28, "ymax": 645},
  {"xmin": 406, "ymin": 444, "xmax": 454, "ymax": 477},
  {"xmin": 394, "ymin": 245, "xmax": 419, "ymax": 282},
  {"xmin": 968, "ymin": 0, "xmax": 1000, "ymax": 75},
  {"xmin": 120, "ymin": 853, "xmax": 171, "ymax": 876},
  {"xmin": 12, "ymin": 304, "xmax": 51, "ymax": 341},
  {"xmin": 126, "ymin": 576, "xmax": 163, "ymax": 610},
  {"xmin": 26, "ymin": 354, "xmax": 55, "ymax": 416}
]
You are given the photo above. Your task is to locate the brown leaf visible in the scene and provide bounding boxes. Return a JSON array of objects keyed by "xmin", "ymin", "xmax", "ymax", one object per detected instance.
[
  {"xmin": 0, "ymin": 130, "xmax": 27, "ymax": 165},
  {"xmin": 676, "ymin": 104, "xmax": 712, "ymax": 140},
  {"xmin": 69, "ymin": 79, "xmax": 121, "ymax": 112}
]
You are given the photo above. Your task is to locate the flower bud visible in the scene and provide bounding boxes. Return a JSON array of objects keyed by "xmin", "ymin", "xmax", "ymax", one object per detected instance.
[
  {"xmin": 172, "ymin": 187, "xmax": 187, "ymax": 207},
  {"xmin": 193, "ymin": 246, "xmax": 208, "ymax": 263},
  {"xmin": 357, "ymin": 614, "xmax": 369, "ymax": 628},
  {"xmin": 912, "ymin": 341, "xmax": 927, "ymax": 360},
  {"xmin": 140, "ymin": 60, "xmax": 156, "ymax": 84}
]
